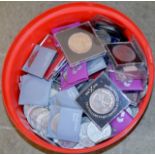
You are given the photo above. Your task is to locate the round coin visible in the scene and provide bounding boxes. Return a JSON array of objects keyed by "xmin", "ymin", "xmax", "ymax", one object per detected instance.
[
  {"xmin": 68, "ymin": 32, "xmax": 92, "ymax": 54},
  {"xmin": 29, "ymin": 107, "xmax": 48, "ymax": 128},
  {"xmin": 89, "ymin": 88, "xmax": 115, "ymax": 115},
  {"xmin": 26, "ymin": 106, "xmax": 40, "ymax": 124},
  {"xmin": 79, "ymin": 122, "xmax": 95, "ymax": 148},
  {"xmin": 51, "ymin": 113, "xmax": 60, "ymax": 134},
  {"xmin": 112, "ymin": 45, "xmax": 136, "ymax": 62},
  {"xmin": 40, "ymin": 113, "xmax": 50, "ymax": 136},
  {"xmin": 87, "ymin": 122, "xmax": 112, "ymax": 143},
  {"xmin": 35, "ymin": 109, "xmax": 49, "ymax": 132}
]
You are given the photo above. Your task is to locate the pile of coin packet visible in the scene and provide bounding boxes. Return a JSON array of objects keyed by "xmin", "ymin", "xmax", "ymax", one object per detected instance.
[{"xmin": 18, "ymin": 15, "xmax": 148, "ymax": 149}]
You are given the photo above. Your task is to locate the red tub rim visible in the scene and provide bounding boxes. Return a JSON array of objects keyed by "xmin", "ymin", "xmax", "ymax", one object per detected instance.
[{"xmin": 1, "ymin": 2, "xmax": 154, "ymax": 153}]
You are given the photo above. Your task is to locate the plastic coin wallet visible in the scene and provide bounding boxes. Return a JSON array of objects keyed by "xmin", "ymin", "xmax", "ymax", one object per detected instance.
[
  {"xmin": 51, "ymin": 22, "xmax": 81, "ymax": 34},
  {"xmin": 125, "ymin": 92, "xmax": 141, "ymax": 107},
  {"xmin": 55, "ymin": 22, "xmax": 107, "ymax": 66},
  {"xmin": 106, "ymin": 42, "xmax": 143, "ymax": 67},
  {"xmin": 90, "ymin": 15, "xmax": 127, "ymax": 42},
  {"xmin": 23, "ymin": 45, "xmax": 56, "ymax": 78},
  {"xmin": 76, "ymin": 72, "xmax": 131, "ymax": 128},
  {"xmin": 122, "ymin": 64, "xmax": 148, "ymax": 80},
  {"xmin": 19, "ymin": 75, "xmax": 51, "ymax": 106},
  {"xmin": 95, "ymin": 29, "xmax": 111, "ymax": 44}
]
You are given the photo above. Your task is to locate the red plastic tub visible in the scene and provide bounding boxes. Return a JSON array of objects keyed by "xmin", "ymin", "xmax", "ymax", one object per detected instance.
[{"xmin": 2, "ymin": 2, "xmax": 154, "ymax": 153}]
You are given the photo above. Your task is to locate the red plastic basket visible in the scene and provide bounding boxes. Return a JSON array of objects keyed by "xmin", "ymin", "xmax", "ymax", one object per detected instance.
[{"xmin": 1, "ymin": 2, "xmax": 154, "ymax": 153}]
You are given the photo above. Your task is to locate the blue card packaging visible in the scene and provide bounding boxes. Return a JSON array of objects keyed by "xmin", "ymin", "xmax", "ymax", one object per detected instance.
[
  {"xmin": 19, "ymin": 75, "xmax": 51, "ymax": 106},
  {"xmin": 57, "ymin": 107, "xmax": 82, "ymax": 142},
  {"xmin": 23, "ymin": 45, "xmax": 56, "ymax": 78},
  {"xmin": 47, "ymin": 104, "xmax": 61, "ymax": 139},
  {"xmin": 87, "ymin": 57, "xmax": 107, "ymax": 75},
  {"xmin": 47, "ymin": 105, "xmax": 82, "ymax": 142},
  {"xmin": 49, "ymin": 87, "xmax": 81, "ymax": 110}
]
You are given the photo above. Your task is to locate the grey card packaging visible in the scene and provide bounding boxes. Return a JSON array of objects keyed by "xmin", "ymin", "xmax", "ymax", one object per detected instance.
[
  {"xmin": 76, "ymin": 72, "xmax": 131, "ymax": 128},
  {"xmin": 57, "ymin": 107, "xmax": 82, "ymax": 142},
  {"xmin": 87, "ymin": 57, "xmax": 107, "ymax": 75},
  {"xmin": 19, "ymin": 75, "xmax": 51, "ymax": 106},
  {"xmin": 49, "ymin": 86, "xmax": 82, "ymax": 110},
  {"xmin": 23, "ymin": 45, "xmax": 56, "ymax": 78}
]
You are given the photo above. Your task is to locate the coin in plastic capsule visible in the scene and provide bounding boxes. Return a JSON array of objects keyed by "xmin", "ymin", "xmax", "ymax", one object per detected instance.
[{"xmin": 87, "ymin": 122, "xmax": 112, "ymax": 143}]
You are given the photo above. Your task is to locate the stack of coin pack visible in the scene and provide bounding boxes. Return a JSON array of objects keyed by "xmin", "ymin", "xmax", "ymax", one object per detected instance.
[{"xmin": 18, "ymin": 15, "xmax": 148, "ymax": 149}]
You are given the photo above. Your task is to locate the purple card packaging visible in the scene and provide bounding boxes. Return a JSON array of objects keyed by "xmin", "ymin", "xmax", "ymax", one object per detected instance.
[
  {"xmin": 61, "ymin": 63, "xmax": 88, "ymax": 89},
  {"xmin": 110, "ymin": 110, "xmax": 133, "ymax": 136},
  {"xmin": 108, "ymin": 71, "xmax": 144, "ymax": 91}
]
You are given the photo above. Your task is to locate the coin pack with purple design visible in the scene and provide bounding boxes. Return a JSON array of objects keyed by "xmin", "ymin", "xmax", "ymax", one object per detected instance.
[{"xmin": 18, "ymin": 15, "xmax": 148, "ymax": 149}]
